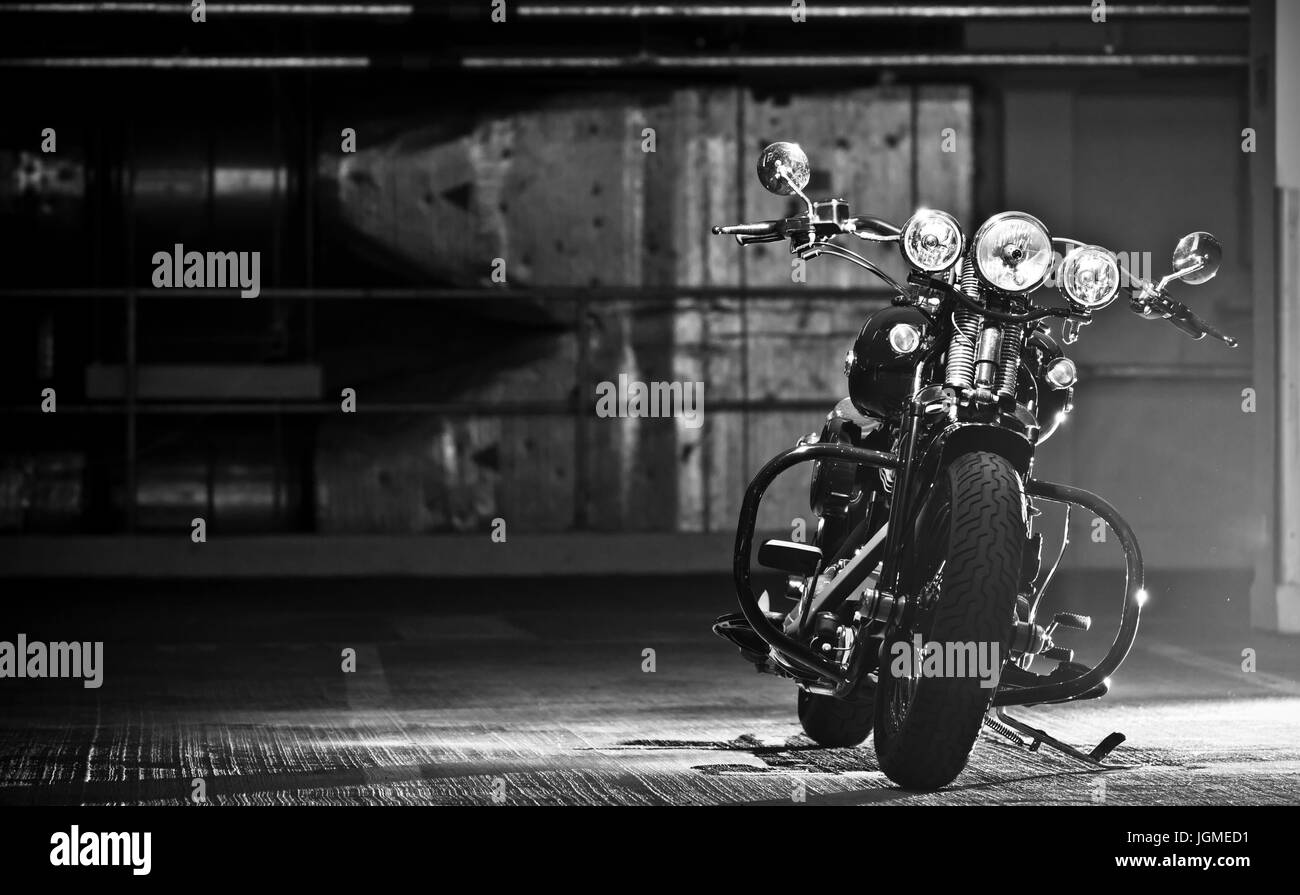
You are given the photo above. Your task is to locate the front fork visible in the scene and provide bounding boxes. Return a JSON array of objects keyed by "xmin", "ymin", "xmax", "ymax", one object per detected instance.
[{"xmin": 876, "ymin": 365, "xmax": 927, "ymax": 599}]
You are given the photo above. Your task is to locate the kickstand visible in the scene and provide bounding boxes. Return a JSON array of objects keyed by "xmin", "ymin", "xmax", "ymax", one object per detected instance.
[{"xmin": 984, "ymin": 709, "xmax": 1133, "ymax": 770}]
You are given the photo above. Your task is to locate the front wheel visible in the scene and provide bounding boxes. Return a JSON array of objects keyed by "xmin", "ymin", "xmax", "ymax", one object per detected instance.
[{"xmin": 873, "ymin": 451, "xmax": 1025, "ymax": 790}]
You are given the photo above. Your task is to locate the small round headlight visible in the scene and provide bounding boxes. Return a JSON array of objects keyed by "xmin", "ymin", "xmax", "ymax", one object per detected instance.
[
  {"xmin": 888, "ymin": 323, "xmax": 921, "ymax": 355},
  {"xmin": 1045, "ymin": 356, "xmax": 1077, "ymax": 390},
  {"xmin": 1057, "ymin": 244, "xmax": 1120, "ymax": 310},
  {"xmin": 900, "ymin": 209, "xmax": 964, "ymax": 272},
  {"xmin": 973, "ymin": 211, "xmax": 1053, "ymax": 293}
]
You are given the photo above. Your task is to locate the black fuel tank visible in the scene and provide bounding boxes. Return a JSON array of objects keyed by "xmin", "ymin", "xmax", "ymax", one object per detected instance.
[{"xmin": 847, "ymin": 306, "xmax": 930, "ymax": 418}]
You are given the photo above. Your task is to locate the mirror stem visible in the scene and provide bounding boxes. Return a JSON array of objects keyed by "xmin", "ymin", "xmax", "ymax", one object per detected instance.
[
  {"xmin": 780, "ymin": 166, "xmax": 816, "ymax": 216},
  {"xmin": 1155, "ymin": 260, "xmax": 1204, "ymax": 293}
]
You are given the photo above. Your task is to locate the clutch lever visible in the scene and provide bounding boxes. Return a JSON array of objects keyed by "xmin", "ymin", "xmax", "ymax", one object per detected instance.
[
  {"xmin": 712, "ymin": 219, "xmax": 790, "ymax": 247},
  {"xmin": 735, "ymin": 232, "xmax": 784, "ymax": 246}
]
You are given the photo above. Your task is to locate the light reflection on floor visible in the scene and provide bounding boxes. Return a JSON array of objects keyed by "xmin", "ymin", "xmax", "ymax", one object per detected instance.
[{"xmin": 1, "ymin": 573, "xmax": 1296, "ymax": 805}]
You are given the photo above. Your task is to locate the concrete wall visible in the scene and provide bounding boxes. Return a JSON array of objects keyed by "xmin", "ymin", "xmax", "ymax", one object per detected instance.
[
  {"xmin": 315, "ymin": 85, "xmax": 973, "ymax": 538},
  {"xmin": 1001, "ymin": 77, "xmax": 1255, "ymax": 570},
  {"xmin": 311, "ymin": 76, "xmax": 1254, "ymax": 572}
]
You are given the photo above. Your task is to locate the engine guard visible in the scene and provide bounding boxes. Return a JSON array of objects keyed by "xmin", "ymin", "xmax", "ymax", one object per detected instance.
[
  {"xmin": 733, "ymin": 442, "xmax": 899, "ymax": 689},
  {"xmin": 731, "ymin": 444, "xmax": 1146, "ymax": 705},
  {"xmin": 995, "ymin": 479, "xmax": 1145, "ymax": 707}
]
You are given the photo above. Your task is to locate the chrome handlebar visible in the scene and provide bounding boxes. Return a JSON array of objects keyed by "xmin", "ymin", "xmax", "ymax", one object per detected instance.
[
  {"xmin": 713, "ymin": 212, "xmax": 1238, "ymax": 348},
  {"xmin": 711, "ymin": 205, "xmax": 901, "ymax": 247}
]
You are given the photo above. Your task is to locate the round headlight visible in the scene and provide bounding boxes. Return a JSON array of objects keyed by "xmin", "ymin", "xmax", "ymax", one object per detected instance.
[
  {"xmin": 888, "ymin": 323, "xmax": 921, "ymax": 355},
  {"xmin": 900, "ymin": 209, "xmax": 964, "ymax": 272},
  {"xmin": 1045, "ymin": 356, "xmax": 1077, "ymax": 390},
  {"xmin": 973, "ymin": 212, "xmax": 1053, "ymax": 292},
  {"xmin": 1057, "ymin": 244, "xmax": 1120, "ymax": 310}
]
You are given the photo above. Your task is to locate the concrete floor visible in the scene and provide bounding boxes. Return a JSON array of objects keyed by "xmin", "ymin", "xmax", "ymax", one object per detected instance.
[{"xmin": 0, "ymin": 571, "xmax": 1297, "ymax": 806}]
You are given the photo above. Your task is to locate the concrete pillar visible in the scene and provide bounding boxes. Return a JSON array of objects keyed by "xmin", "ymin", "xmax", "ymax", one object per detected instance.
[
  {"xmin": 1280, "ymin": 186, "xmax": 1300, "ymax": 631},
  {"xmin": 1250, "ymin": 0, "xmax": 1300, "ymax": 631}
]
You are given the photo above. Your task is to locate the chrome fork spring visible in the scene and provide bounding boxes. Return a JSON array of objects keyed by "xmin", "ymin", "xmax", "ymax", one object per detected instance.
[
  {"xmin": 997, "ymin": 321, "xmax": 1024, "ymax": 399},
  {"xmin": 944, "ymin": 308, "xmax": 981, "ymax": 388},
  {"xmin": 945, "ymin": 259, "xmax": 983, "ymax": 389},
  {"xmin": 958, "ymin": 257, "xmax": 980, "ymax": 297}
]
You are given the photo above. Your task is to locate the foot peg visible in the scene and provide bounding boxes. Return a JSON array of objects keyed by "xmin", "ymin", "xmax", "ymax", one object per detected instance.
[
  {"xmin": 1052, "ymin": 611, "xmax": 1091, "ymax": 632},
  {"xmin": 1039, "ymin": 612, "xmax": 1089, "ymax": 668},
  {"xmin": 712, "ymin": 612, "xmax": 769, "ymax": 665}
]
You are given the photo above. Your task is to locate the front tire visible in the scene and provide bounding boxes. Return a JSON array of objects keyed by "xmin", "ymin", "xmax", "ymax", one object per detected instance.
[{"xmin": 873, "ymin": 451, "xmax": 1025, "ymax": 790}]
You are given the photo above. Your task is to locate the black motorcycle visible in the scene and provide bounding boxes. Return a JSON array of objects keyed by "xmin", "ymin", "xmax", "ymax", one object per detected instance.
[{"xmin": 712, "ymin": 141, "xmax": 1236, "ymax": 790}]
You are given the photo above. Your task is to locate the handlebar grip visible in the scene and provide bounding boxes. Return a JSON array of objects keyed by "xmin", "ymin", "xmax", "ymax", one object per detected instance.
[
  {"xmin": 1165, "ymin": 307, "xmax": 1207, "ymax": 340},
  {"xmin": 1164, "ymin": 300, "xmax": 1239, "ymax": 348},
  {"xmin": 1197, "ymin": 321, "xmax": 1239, "ymax": 348},
  {"xmin": 712, "ymin": 221, "xmax": 781, "ymax": 236},
  {"xmin": 1133, "ymin": 286, "xmax": 1240, "ymax": 348}
]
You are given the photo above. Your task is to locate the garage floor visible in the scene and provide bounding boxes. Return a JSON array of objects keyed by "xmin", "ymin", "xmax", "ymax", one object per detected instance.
[{"xmin": 1, "ymin": 571, "xmax": 1296, "ymax": 806}]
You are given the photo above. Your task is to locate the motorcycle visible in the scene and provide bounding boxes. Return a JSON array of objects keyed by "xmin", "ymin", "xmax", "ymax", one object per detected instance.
[{"xmin": 711, "ymin": 140, "xmax": 1237, "ymax": 790}]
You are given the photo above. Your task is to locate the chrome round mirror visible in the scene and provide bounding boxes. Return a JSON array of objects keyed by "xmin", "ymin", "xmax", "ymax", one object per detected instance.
[
  {"xmin": 1172, "ymin": 231, "xmax": 1222, "ymax": 285},
  {"xmin": 756, "ymin": 141, "xmax": 810, "ymax": 196}
]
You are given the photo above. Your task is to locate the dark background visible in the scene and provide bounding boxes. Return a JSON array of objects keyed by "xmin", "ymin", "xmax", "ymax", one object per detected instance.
[{"xmin": 0, "ymin": 0, "xmax": 1256, "ymax": 572}]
